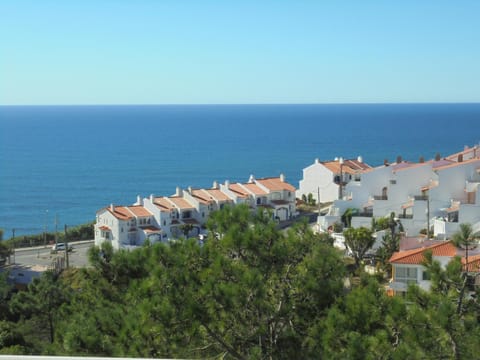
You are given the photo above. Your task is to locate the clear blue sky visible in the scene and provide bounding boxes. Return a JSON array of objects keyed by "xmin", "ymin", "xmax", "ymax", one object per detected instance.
[{"xmin": 1, "ymin": 1, "xmax": 479, "ymax": 105}]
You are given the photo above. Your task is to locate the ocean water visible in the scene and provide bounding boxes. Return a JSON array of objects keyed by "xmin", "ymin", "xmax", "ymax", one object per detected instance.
[{"xmin": 1, "ymin": 103, "xmax": 479, "ymax": 236}]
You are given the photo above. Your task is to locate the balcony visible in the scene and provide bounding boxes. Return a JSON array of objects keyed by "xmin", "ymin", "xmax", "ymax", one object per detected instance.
[
  {"xmin": 414, "ymin": 195, "xmax": 428, "ymax": 201},
  {"xmin": 352, "ymin": 212, "xmax": 373, "ymax": 218},
  {"xmin": 373, "ymin": 195, "xmax": 388, "ymax": 200},
  {"xmin": 398, "ymin": 214, "xmax": 413, "ymax": 219}
]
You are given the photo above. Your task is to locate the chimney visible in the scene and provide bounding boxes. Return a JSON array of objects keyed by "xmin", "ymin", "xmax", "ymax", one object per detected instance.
[
  {"xmin": 175, "ymin": 186, "xmax": 183, "ymax": 196},
  {"xmin": 225, "ymin": 180, "xmax": 230, "ymax": 188},
  {"xmin": 150, "ymin": 194, "xmax": 154, "ymax": 202},
  {"xmin": 187, "ymin": 186, "xmax": 192, "ymax": 194},
  {"xmin": 248, "ymin": 174, "xmax": 255, "ymax": 183},
  {"xmin": 110, "ymin": 204, "xmax": 114, "ymax": 212},
  {"xmin": 280, "ymin": 173, "xmax": 285, "ymax": 182},
  {"xmin": 435, "ymin": 152, "xmax": 441, "ymax": 161},
  {"xmin": 396, "ymin": 155, "xmax": 402, "ymax": 163},
  {"xmin": 315, "ymin": 158, "xmax": 320, "ymax": 164},
  {"xmin": 458, "ymin": 154, "xmax": 463, "ymax": 163},
  {"xmin": 136, "ymin": 195, "xmax": 143, "ymax": 206},
  {"xmin": 212, "ymin": 180, "xmax": 218, "ymax": 189},
  {"xmin": 419, "ymin": 156, "xmax": 425, "ymax": 163},
  {"xmin": 357, "ymin": 156, "xmax": 363, "ymax": 163}
]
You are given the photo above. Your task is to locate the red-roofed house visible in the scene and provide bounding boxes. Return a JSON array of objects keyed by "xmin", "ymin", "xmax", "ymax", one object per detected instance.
[
  {"xmin": 318, "ymin": 148, "xmax": 480, "ymax": 240},
  {"xmin": 389, "ymin": 239, "xmax": 480, "ymax": 294},
  {"xmin": 95, "ymin": 204, "xmax": 158, "ymax": 250},
  {"xmin": 298, "ymin": 156, "xmax": 372, "ymax": 204}
]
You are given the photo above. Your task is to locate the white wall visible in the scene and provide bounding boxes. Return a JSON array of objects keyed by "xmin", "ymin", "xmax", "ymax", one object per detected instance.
[{"xmin": 297, "ymin": 161, "xmax": 338, "ymax": 203}]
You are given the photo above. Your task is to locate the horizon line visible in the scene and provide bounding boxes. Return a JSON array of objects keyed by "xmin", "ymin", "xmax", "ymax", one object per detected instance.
[{"xmin": 1, "ymin": 101, "xmax": 480, "ymax": 107}]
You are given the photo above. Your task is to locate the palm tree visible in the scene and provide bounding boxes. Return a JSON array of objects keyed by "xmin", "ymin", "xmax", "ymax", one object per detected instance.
[
  {"xmin": 451, "ymin": 223, "xmax": 480, "ymax": 314},
  {"xmin": 452, "ymin": 223, "xmax": 480, "ymax": 270}
]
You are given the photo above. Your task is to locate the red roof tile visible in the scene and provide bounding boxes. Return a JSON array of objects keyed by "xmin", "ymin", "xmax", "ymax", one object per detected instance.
[
  {"xmin": 154, "ymin": 197, "xmax": 175, "ymax": 210},
  {"xmin": 256, "ymin": 177, "xmax": 296, "ymax": 192},
  {"xmin": 203, "ymin": 188, "xmax": 233, "ymax": 202},
  {"xmin": 243, "ymin": 183, "xmax": 268, "ymax": 195},
  {"xmin": 390, "ymin": 241, "xmax": 457, "ymax": 264},
  {"xmin": 108, "ymin": 206, "xmax": 134, "ymax": 221},
  {"xmin": 168, "ymin": 196, "xmax": 195, "ymax": 209},
  {"xmin": 127, "ymin": 205, "xmax": 153, "ymax": 217}
]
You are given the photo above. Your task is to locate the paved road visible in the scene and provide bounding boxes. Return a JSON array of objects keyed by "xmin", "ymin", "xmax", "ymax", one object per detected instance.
[{"xmin": 12, "ymin": 241, "xmax": 94, "ymax": 268}]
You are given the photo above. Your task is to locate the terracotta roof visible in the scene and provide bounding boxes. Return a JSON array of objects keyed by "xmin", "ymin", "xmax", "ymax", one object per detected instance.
[
  {"xmin": 203, "ymin": 188, "xmax": 233, "ymax": 202},
  {"xmin": 191, "ymin": 189, "xmax": 213, "ymax": 204},
  {"xmin": 390, "ymin": 241, "xmax": 457, "ymax": 265},
  {"xmin": 143, "ymin": 226, "xmax": 162, "ymax": 233},
  {"xmin": 228, "ymin": 183, "xmax": 249, "ymax": 198},
  {"xmin": 445, "ymin": 203, "xmax": 460, "ymax": 213},
  {"xmin": 127, "ymin": 205, "xmax": 153, "ymax": 217},
  {"xmin": 243, "ymin": 183, "xmax": 268, "ymax": 195},
  {"xmin": 168, "ymin": 196, "xmax": 195, "ymax": 209},
  {"xmin": 108, "ymin": 206, "xmax": 134, "ymax": 221},
  {"xmin": 256, "ymin": 177, "xmax": 296, "ymax": 192},
  {"xmin": 446, "ymin": 145, "xmax": 480, "ymax": 161},
  {"xmin": 434, "ymin": 158, "xmax": 480, "ymax": 171},
  {"xmin": 463, "ymin": 254, "xmax": 480, "ymax": 272},
  {"xmin": 391, "ymin": 162, "xmax": 423, "ymax": 172},
  {"xmin": 153, "ymin": 197, "xmax": 175, "ymax": 210},
  {"xmin": 322, "ymin": 159, "xmax": 371, "ymax": 175},
  {"xmin": 401, "ymin": 200, "xmax": 414, "ymax": 209},
  {"xmin": 421, "ymin": 180, "xmax": 439, "ymax": 191}
]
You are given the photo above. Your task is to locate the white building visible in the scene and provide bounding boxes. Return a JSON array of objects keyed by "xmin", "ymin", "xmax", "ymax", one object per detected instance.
[
  {"xmin": 318, "ymin": 148, "xmax": 480, "ymax": 240},
  {"xmin": 94, "ymin": 204, "xmax": 161, "ymax": 250},
  {"xmin": 297, "ymin": 157, "xmax": 371, "ymax": 204},
  {"xmin": 95, "ymin": 174, "xmax": 297, "ymax": 250},
  {"xmin": 389, "ymin": 239, "xmax": 480, "ymax": 295}
]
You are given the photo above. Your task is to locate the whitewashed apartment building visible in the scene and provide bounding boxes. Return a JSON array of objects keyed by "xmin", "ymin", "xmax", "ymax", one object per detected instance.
[
  {"xmin": 95, "ymin": 174, "xmax": 296, "ymax": 250},
  {"xmin": 297, "ymin": 157, "xmax": 371, "ymax": 204},
  {"xmin": 318, "ymin": 145, "xmax": 480, "ymax": 239}
]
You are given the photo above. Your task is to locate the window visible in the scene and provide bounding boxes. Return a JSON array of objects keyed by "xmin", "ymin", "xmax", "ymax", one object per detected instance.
[
  {"xmin": 257, "ymin": 198, "xmax": 261, "ymax": 205},
  {"xmin": 390, "ymin": 180, "xmax": 397, "ymax": 185},
  {"xmin": 163, "ymin": 220, "xmax": 166, "ymax": 226},
  {"xmin": 422, "ymin": 271, "xmax": 431, "ymax": 281},
  {"xmin": 395, "ymin": 267, "xmax": 418, "ymax": 284}
]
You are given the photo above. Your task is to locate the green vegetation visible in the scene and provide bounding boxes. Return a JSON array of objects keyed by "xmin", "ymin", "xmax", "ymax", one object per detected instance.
[
  {"xmin": 1, "ymin": 209, "xmax": 480, "ymax": 358},
  {"xmin": 3, "ymin": 222, "xmax": 94, "ymax": 249}
]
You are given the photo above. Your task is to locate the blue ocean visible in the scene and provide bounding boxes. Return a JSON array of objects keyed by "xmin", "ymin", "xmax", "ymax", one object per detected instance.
[{"xmin": 1, "ymin": 103, "xmax": 479, "ymax": 236}]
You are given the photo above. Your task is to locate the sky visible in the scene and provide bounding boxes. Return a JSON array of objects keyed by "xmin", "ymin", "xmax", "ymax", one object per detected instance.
[{"xmin": 1, "ymin": 1, "xmax": 480, "ymax": 105}]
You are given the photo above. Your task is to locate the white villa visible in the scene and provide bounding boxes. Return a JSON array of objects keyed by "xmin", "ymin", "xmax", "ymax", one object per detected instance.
[
  {"xmin": 95, "ymin": 174, "xmax": 297, "ymax": 250},
  {"xmin": 297, "ymin": 157, "xmax": 371, "ymax": 204},
  {"xmin": 318, "ymin": 145, "xmax": 480, "ymax": 239},
  {"xmin": 388, "ymin": 238, "xmax": 480, "ymax": 295}
]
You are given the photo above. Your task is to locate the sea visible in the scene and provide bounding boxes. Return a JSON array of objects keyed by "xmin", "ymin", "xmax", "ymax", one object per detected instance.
[{"xmin": 1, "ymin": 103, "xmax": 479, "ymax": 237}]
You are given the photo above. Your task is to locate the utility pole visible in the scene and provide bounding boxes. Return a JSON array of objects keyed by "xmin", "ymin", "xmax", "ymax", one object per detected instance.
[
  {"xmin": 317, "ymin": 186, "xmax": 321, "ymax": 213},
  {"xmin": 426, "ymin": 192, "xmax": 430, "ymax": 240},
  {"xmin": 44, "ymin": 209, "xmax": 48, "ymax": 247},
  {"xmin": 11, "ymin": 229, "xmax": 15, "ymax": 264},
  {"xmin": 64, "ymin": 224, "xmax": 69, "ymax": 269},
  {"xmin": 54, "ymin": 214, "xmax": 58, "ymax": 247}
]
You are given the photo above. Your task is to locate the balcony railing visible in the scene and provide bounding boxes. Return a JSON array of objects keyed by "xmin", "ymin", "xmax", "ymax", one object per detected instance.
[
  {"xmin": 398, "ymin": 214, "xmax": 413, "ymax": 219},
  {"xmin": 414, "ymin": 195, "xmax": 428, "ymax": 201},
  {"xmin": 373, "ymin": 195, "xmax": 388, "ymax": 200},
  {"xmin": 352, "ymin": 212, "xmax": 373, "ymax": 218}
]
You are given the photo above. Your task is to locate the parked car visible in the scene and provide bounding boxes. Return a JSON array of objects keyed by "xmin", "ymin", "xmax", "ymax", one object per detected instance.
[{"xmin": 51, "ymin": 243, "xmax": 73, "ymax": 253}]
